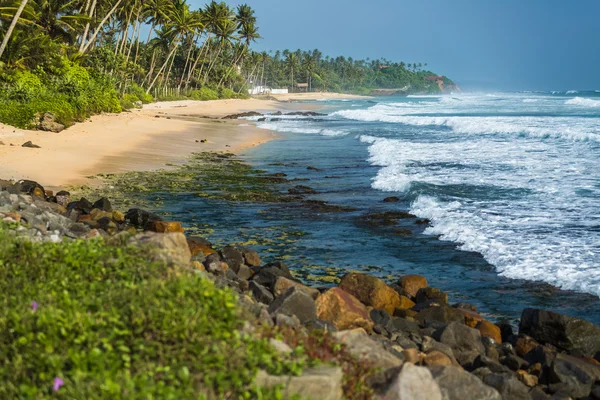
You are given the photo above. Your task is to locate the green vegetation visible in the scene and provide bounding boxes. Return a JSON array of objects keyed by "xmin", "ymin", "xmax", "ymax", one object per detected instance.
[{"xmin": 0, "ymin": 222, "xmax": 310, "ymax": 398}]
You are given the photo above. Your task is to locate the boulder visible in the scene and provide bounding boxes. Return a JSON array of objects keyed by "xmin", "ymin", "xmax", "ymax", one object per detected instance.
[
  {"xmin": 220, "ymin": 245, "xmax": 245, "ymax": 273},
  {"xmin": 383, "ymin": 363, "xmax": 443, "ymax": 400},
  {"xmin": 429, "ymin": 365, "xmax": 502, "ymax": 400},
  {"xmin": 187, "ymin": 237, "xmax": 216, "ymax": 257},
  {"xmin": 38, "ymin": 112, "xmax": 65, "ymax": 132},
  {"xmin": 434, "ymin": 322, "xmax": 485, "ymax": 355},
  {"xmin": 515, "ymin": 336, "xmax": 540, "ymax": 357},
  {"xmin": 416, "ymin": 287, "xmax": 448, "ymax": 305},
  {"xmin": 249, "ymin": 281, "xmax": 274, "ymax": 305},
  {"xmin": 251, "ymin": 265, "xmax": 294, "ymax": 289},
  {"xmin": 417, "ymin": 305, "xmax": 465, "ymax": 327},
  {"xmin": 268, "ymin": 287, "xmax": 317, "ymax": 324},
  {"xmin": 383, "ymin": 196, "xmax": 400, "ymax": 203},
  {"xmin": 333, "ymin": 328, "xmax": 403, "ymax": 370},
  {"xmin": 457, "ymin": 309, "xmax": 485, "ymax": 328},
  {"xmin": 315, "ymin": 287, "xmax": 373, "ymax": 331},
  {"xmin": 69, "ymin": 197, "xmax": 93, "ymax": 215},
  {"xmin": 397, "ymin": 295, "xmax": 416, "ymax": 310},
  {"xmin": 519, "ymin": 308, "xmax": 600, "ymax": 356},
  {"xmin": 273, "ymin": 276, "xmax": 320, "ymax": 299},
  {"xmin": 423, "ymin": 351, "xmax": 453, "ymax": 367},
  {"xmin": 128, "ymin": 232, "xmax": 191, "ymax": 266},
  {"xmin": 482, "ymin": 373, "xmax": 532, "ymax": 400},
  {"xmin": 547, "ymin": 353, "xmax": 600, "ymax": 398},
  {"xmin": 240, "ymin": 247, "xmax": 261, "ymax": 267},
  {"xmin": 92, "ymin": 197, "xmax": 112, "ymax": 211},
  {"xmin": 148, "ymin": 221, "xmax": 184, "ymax": 233},
  {"xmin": 339, "ymin": 272, "xmax": 401, "ymax": 314},
  {"xmin": 477, "ymin": 320, "xmax": 503, "ymax": 343},
  {"xmin": 125, "ymin": 208, "xmax": 163, "ymax": 229},
  {"xmin": 255, "ymin": 366, "xmax": 343, "ymax": 400},
  {"xmin": 22, "ymin": 141, "xmax": 41, "ymax": 148},
  {"xmin": 516, "ymin": 370, "xmax": 538, "ymax": 387},
  {"xmin": 398, "ymin": 275, "xmax": 428, "ymax": 298}
]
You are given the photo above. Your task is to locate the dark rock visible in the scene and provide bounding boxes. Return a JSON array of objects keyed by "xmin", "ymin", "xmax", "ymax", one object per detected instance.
[
  {"xmin": 434, "ymin": 322, "xmax": 485, "ymax": 355},
  {"xmin": 473, "ymin": 355, "xmax": 511, "ymax": 374},
  {"xmin": 421, "ymin": 336, "xmax": 456, "ymax": 360},
  {"xmin": 357, "ymin": 210, "xmax": 417, "ymax": 227},
  {"xmin": 429, "ymin": 365, "xmax": 502, "ymax": 400},
  {"xmin": 237, "ymin": 264, "xmax": 253, "ymax": 281},
  {"xmin": 68, "ymin": 197, "xmax": 94, "ymax": 215},
  {"xmin": 482, "ymin": 373, "xmax": 532, "ymax": 400},
  {"xmin": 251, "ymin": 265, "xmax": 294, "ymax": 289},
  {"xmin": 370, "ymin": 309, "xmax": 392, "ymax": 327},
  {"xmin": 498, "ymin": 319, "xmax": 515, "ymax": 344},
  {"xmin": 391, "ymin": 317, "xmax": 420, "ymax": 335},
  {"xmin": 220, "ymin": 245, "xmax": 244, "ymax": 273},
  {"xmin": 519, "ymin": 308, "xmax": 600, "ymax": 356},
  {"xmin": 416, "ymin": 287, "xmax": 449, "ymax": 305},
  {"xmin": 22, "ymin": 141, "xmax": 41, "ymax": 148},
  {"xmin": 591, "ymin": 384, "xmax": 600, "ymax": 399},
  {"xmin": 373, "ymin": 324, "xmax": 390, "ymax": 337},
  {"xmin": 547, "ymin": 353, "xmax": 600, "ymax": 398},
  {"xmin": 92, "ymin": 197, "xmax": 112, "ymax": 212},
  {"xmin": 528, "ymin": 387, "xmax": 549, "ymax": 400},
  {"xmin": 418, "ymin": 305, "xmax": 465, "ymax": 327},
  {"xmin": 285, "ymin": 111, "xmax": 327, "ymax": 117},
  {"xmin": 383, "ymin": 196, "xmax": 400, "ymax": 203},
  {"xmin": 268, "ymin": 287, "xmax": 317, "ymax": 324},
  {"xmin": 306, "ymin": 166, "xmax": 324, "ymax": 172},
  {"xmin": 125, "ymin": 208, "xmax": 163, "ymax": 228},
  {"xmin": 16, "ymin": 180, "xmax": 45, "ymax": 198},
  {"xmin": 222, "ymin": 111, "xmax": 263, "ymax": 119},
  {"xmin": 453, "ymin": 302, "xmax": 479, "ymax": 313},
  {"xmin": 502, "ymin": 354, "xmax": 529, "ymax": 371},
  {"xmin": 240, "ymin": 247, "xmax": 261, "ymax": 267},
  {"xmin": 249, "ymin": 281, "xmax": 274, "ymax": 305},
  {"xmin": 288, "ymin": 185, "xmax": 317, "ymax": 195}
]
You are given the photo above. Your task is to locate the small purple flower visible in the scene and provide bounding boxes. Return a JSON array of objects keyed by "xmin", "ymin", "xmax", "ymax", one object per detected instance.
[
  {"xmin": 31, "ymin": 301, "xmax": 38, "ymax": 312},
  {"xmin": 53, "ymin": 377, "xmax": 64, "ymax": 392}
]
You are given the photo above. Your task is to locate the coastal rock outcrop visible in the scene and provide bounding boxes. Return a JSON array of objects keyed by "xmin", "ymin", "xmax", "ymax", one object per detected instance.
[
  {"xmin": 315, "ymin": 287, "xmax": 374, "ymax": 331},
  {"xmin": 339, "ymin": 272, "xmax": 401, "ymax": 314}
]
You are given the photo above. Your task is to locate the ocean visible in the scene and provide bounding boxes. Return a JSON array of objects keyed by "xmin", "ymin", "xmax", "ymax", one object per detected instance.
[{"xmin": 160, "ymin": 91, "xmax": 600, "ymax": 324}]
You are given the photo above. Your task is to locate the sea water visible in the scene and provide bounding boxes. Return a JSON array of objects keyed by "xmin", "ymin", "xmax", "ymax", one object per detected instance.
[{"xmin": 244, "ymin": 91, "xmax": 600, "ymax": 323}]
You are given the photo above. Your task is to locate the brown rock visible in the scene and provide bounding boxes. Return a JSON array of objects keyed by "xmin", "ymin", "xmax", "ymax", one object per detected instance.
[
  {"xmin": 397, "ymin": 295, "xmax": 416, "ymax": 310},
  {"xmin": 241, "ymin": 247, "xmax": 261, "ymax": 267},
  {"xmin": 516, "ymin": 370, "xmax": 538, "ymax": 387},
  {"xmin": 45, "ymin": 190, "xmax": 54, "ymax": 197},
  {"xmin": 32, "ymin": 187, "xmax": 45, "ymax": 199},
  {"xmin": 78, "ymin": 215, "xmax": 93, "ymax": 223},
  {"xmin": 394, "ymin": 308, "xmax": 418, "ymax": 319},
  {"xmin": 399, "ymin": 274, "xmax": 428, "ymax": 298},
  {"xmin": 112, "ymin": 211, "xmax": 125, "ymax": 223},
  {"xmin": 403, "ymin": 348, "xmax": 421, "ymax": 364},
  {"xmin": 90, "ymin": 208, "xmax": 113, "ymax": 221},
  {"xmin": 315, "ymin": 287, "xmax": 374, "ymax": 332},
  {"xmin": 191, "ymin": 261, "xmax": 206, "ymax": 272},
  {"xmin": 187, "ymin": 239, "xmax": 216, "ymax": 257},
  {"xmin": 6, "ymin": 212, "xmax": 21, "ymax": 222},
  {"xmin": 424, "ymin": 350, "xmax": 453, "ymax": 367},
  {"xmin": 476, "ymin": 320, "xmax": 503, "ymax": 343},
  {"xmin": 149, "ymin": 221, "xmax": 184, "ymax": 233},
  {"xmin": 515, "ymin": 336, "xmax": 539, "ymax": 357},
  {"xmin": 273, "ymin": 276, "xmax": 319, "ymax": 299},
  {"xmin": 339, "ymin": 272, "xmax": 401, "ymax": 314},
  {"xmin": 457, "ymin": 309, "xmax": 484, "ymax": 328}
]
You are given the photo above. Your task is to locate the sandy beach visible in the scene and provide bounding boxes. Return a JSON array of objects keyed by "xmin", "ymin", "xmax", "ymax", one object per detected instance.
[{"xmin": 0, "ymin": 96, "xmax": 342, "ymax": 189}]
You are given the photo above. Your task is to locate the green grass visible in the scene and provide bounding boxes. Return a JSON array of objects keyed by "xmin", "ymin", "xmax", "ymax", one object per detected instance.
[{"xmin": 0, "ymin": 223, "xmax": 306, "ymax": 399}]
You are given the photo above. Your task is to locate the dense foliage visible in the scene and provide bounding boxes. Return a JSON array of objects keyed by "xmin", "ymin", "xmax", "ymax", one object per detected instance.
[
  {"xmin": 0, "ymin": 0, "xmax": 451, "ymax": 129},
  {"xmin": 0, "ymin": 224, "xmax": 310, "ymax": 398}
]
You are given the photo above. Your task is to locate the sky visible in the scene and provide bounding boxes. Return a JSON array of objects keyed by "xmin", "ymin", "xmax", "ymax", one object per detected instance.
[{"xmin": 188, "ymin": 0, "xmax": 600, "ymax": 91}]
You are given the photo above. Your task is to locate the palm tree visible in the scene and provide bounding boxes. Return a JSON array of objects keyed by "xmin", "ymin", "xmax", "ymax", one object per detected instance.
[
  {"xmin": 285, "ymin": 51, "xmax": 298, "ymax": 91},
  {"xmin": 0, "ymin": 0, "xmax": 30, "ymax": 60},
  {"xmin": 36, "ymin": 0, "xmax": 90, "ymax": 44}
]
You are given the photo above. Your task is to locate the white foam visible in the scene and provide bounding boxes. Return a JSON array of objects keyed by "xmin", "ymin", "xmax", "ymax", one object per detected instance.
[
  {"xmin": 565, "ymin": 97, "xmax": 600, "ymax": 108},
  {"xmin": 257, "ymin": 121, "xmax": 347, "ymax": 137}
]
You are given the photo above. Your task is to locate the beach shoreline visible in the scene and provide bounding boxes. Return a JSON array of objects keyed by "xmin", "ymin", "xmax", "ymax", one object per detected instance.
[{"xmin": 0, "ymin": 94, "xmax": 356, "ymax": 190}]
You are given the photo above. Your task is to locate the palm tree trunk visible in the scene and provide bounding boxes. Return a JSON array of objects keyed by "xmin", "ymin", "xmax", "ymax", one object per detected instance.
[
  {"xmin": 147, "ymin": 44, "xmax": 178, "ymax": 93},
  {"xmin": 203, "ymin": 43, "xmax": 224, "ymax": 84},
  {"xmin": 119, "ymin": 5, "xmax": 134, "ymax": 56},
  {"xmin": 178, "ymin": 34, "xmax": 196, "ymax": 89},
  {"xmin": 218, "ymin": 45, "xmax": 245, "ymax": 88},
  {"xmin": 78, "ymin": 0, "xmax": 97, "ymax": 52},
  {"xmin": 82, "ymin": 0, "xmax": 124, "ymax": 54},
  {"xmin": 0, "ymin": 0, "xmax": 29, "ymax": 60},
  {"xmin": 184, "ymin": 35, "xmax": 209, "ymax": 89}
]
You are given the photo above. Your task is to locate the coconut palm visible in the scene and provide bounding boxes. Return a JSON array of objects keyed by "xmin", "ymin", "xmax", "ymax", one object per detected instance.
[{"xmin": 0, "ymin": 0, "xmax": 31, "ymax": 60}]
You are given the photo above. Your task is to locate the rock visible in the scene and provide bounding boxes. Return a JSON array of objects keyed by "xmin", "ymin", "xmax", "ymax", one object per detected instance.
[
  {"xmin": 418, "ymin": 305, "xmax": 465, "ymax": 327},
  {"xmin": 473, "ymin": 355, "xmax": 511, "ymax": 374},
  {"xmin": 457, "ymin": 309, "xmax": 485, "ymax": 328},
  {"xmin": 416, "ymin": 287, "xmax": 449, "ymax": 305},
  {"xmin": 397, "ymin": 295, "xmax": 416, "ymax": 310},
  {"xmin": 288, "ymin": 185, "xmax": 317, "ymax": 195},
  {"xmin": 274, "ymin": 313, "xmax": 302, "ymax": 331},
  {"xmin": 453, "ymin": 302, "xmax": 479, "ymax": 313},
  {"xmin": 254, "ymin": 366, "xmax": 343, "ymax": 400},
  {"xmin": 402, "ymin": 348, "xmax": 421, "ymax": 364},
  {"xmin": 384, "ymin": 363, "xmax": 443, "ymax": 400},
  {"xmin": 251, "ymin": 264, "xmax": 294, "ymax": 289},
  {"xmin": 220, "ymin": 245, "xmax": 245, "ymax": 273},
  {"xmin": 398, "ymin": 275, "xmax": 428, "ymax": 298},
  {"xmin": 391, "ymin": 317, "xmax": 420, "ymax": 335},
  {"xmin": 269, "ymin": 338, "xmax": 293, "ymax": 355},
  {"xmin": 38, "ymin": 112, "xmax": 65, "ymax": 132},
  {"xmin": 268, "ymin": 287, "xmax": 317, "ymax": 324},
  {"xmin": 339, "ymin": 272, "xmax": 401, "ymax": 314},
  {"xmin": 89, "ymin": 208, "xmax": 113, "ymax": 221},
  {"xmin": 249, "ymin": 281, "xmax": 274, "ymax": 305},
  {"xmin": 482, "ymin": 373, "xmax": 533, "ymax": 400},
  {"xmin": 519, "ymin": 308, "xmax": 600, "ymax": 356},
  {"xmin": 112, "ymin": 211, "xmax": 125, "ymax": 223},
  {"xmin": 128, "ymin": 232, "xmax": 191, "ymax": 266},
  {"xmin": 421, "ymin": 336, "xmax": 456, "ymax": 360},
  {"xmin": 125, "ymin": 208, "xmax": 163, "ymax": 229},
  {"xmin": 477, "ymin": 320, "xmax": 503, "ymax": 343},
  {"xmin": 515, "ymin": 336, "xmax": 540, "ymax": 357},
  {"xmin": 187, "ymin": 237, "xmax": 216, "ymax": 257},
  {"xmin": 92, "ymin": 197, "xmax": 112, "ymax": 211},
  {"xmin": 237, "ymin": 264, "xmax": 253, "ymax": 280},
  {"xmin": 502, "ymin": 354, "xmax": 529, "ymax": 372},
  {"xmin": 429, "ymin": 365, "xmax": 502, "ymax": 400},
  {"xmin": 423, "ymin": 350, "xmax": 453, "ymax": 367},
  {"xmin": 435, "ymin": 322, "xmax": 485, "ymax": 355},
  {"xmin": 371, "ymin": 308, "xmax": 392, "ymax": 327},
  {"xmin": 22, "ymin": 141, "xmax": 41, "ymax": 148},
  {"xmin": 273, "ymin": 276, "xmax": 320, "ymax": 299},
  {"xmin": 547, "ymin": 353, "xmax": 600, "ymax": 398},
  {"xmin": 148, "ymin": 221, "xmax": 184, "ymax": 233},
  {"xmin": 334, "ymin": 328, "xmax": 403, "ymax": 369},
  {"xmin": 69, "ymin": 197, "xmax": 93, "ymax": 215},
  {"xmin": 516, "ymin": 370, "xmax": 538, "ymax": 387},
  {"xmin": 222, "ymin": 111, "xmax": 263, "ymax": 119},
  {"xmin": 383, "ymin": 196, "xmax": 400, "ymax": 203},
  {"xmin": 240, "ymin": 247, "xmax": 261, "ymax": 267},
  {"xmin": 315, "ymin": 287, "xmax": 373, "ymax": 331}
]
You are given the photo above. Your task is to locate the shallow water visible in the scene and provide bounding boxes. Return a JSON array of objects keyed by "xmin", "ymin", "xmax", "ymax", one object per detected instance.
[{"xmin": 157, "ymin": 91, "xmax": 600, "ymax": 324}]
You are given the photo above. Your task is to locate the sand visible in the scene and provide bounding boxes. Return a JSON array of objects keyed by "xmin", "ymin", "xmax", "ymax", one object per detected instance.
[{"xmin": 0, "ymin": 94, "xmax": 359, "ymax": 189}]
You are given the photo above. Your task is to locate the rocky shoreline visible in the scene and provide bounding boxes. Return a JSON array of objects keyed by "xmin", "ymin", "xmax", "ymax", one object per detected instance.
[{"xmin": 1, "ymin": 174, "xmax": 600, "ymax": 400}]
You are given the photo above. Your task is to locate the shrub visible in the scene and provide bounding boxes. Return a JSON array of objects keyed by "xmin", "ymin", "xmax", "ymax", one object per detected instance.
[
  {"xmin": 219, "ymin": 87, "xmax": 238, "ymax": 99},
  {"xmin": 127, "ymin": 83, "xmax": 154, "ymax": 104},
  {"xmin": 120, "ymin": 93, "xmax": 140, "ymax": 110},
  {"xmin": 189, "ymin": 86, "xmax": 218, "ymax": 101},
  {"xmin": 0, "ymin": 224, "xmax": 304, "ymax": 398}
]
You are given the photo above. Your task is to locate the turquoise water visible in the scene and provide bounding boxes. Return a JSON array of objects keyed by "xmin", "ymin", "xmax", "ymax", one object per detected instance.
[{"xmin": 164, "ymin": 91, "xmax": 600, "ymax": 324}]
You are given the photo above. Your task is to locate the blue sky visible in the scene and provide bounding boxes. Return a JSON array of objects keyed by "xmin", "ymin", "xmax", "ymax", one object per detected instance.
[{"xmin": 189, "ymin": 0, "xmax": 600, "ymax": 91}]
